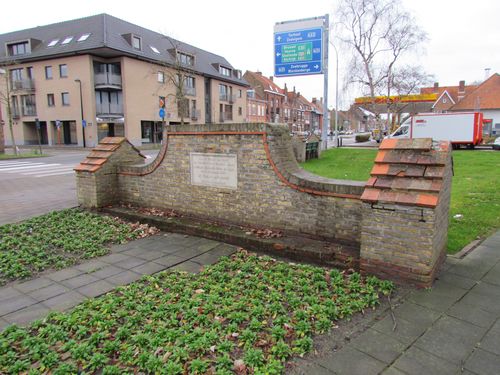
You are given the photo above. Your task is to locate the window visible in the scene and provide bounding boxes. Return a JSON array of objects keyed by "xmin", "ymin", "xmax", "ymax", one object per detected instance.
[
  {"xmin": 157, "ymin": 71, "xmax": 164, "ymax": 83},
  {"xmin": 177, "ymin": 52, "xmax": 194, "ymax": 66},
  {"xmin": 150, "ymin": 45, "xmax": 160, "ymax": 54},
  {"xmin": 77, "ymin": 33, "xmax": 91, "ymax": 42},
  {"xmin": 45, "ymin": 66, "xmax": 53, "ymax": 79},
  {"xmin": 61, "ymin": 36, "xmax": 73, "ymax": 45},
  {"xmin": 59, "ymin": 64, "xmax": 68, "ymax": 78},
  {"xmin": 219, "ymin": 66, "xmax": 231, "ymax": 76},
  {"xmin": 238, "ymin": 89, "xmax": 242, "ymax": 98},
  {"xmin": 184, "ymin": 76, "xmax": 195, "ymax": 96},
  {"xmin": 132, "ymin": 36, "xmax": 141, "ymax": 50},
  {"xmin": 219, "ymin": 84, "xmax": 228, "ymax": 101},
  {"xmin": 61, "ymin": 92, "xmax": 70, "ymax": 106},
  {"xmin": 48, "ymin": 39, "xmax": 59, "ymax": 47},
  {"xmin": 21, "ymin": 95, "xmax": 36, "ymax": 116},
  {"xmin": 238, "ymin": 107, "xmax": 242, "ymax": 116},
  {"xmin": 10, "ymin": 68, "xmax": 23, "ymax": 86},
  {"xmin": 26, "ymin": 67, "xmax": 34, "ymax": 79},
  {"xmin": 47, "ymin": 94, "xmax": 55, "ymax": 107},
  {"xmin": 8, "ymin": 41, "xmax": 30, "ymax": 56}
]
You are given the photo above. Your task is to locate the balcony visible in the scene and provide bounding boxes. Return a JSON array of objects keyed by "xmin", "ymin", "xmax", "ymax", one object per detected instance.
[
  {"xmin": 96, "ymin": 101, "xmax": 123, "ymax": 116},
  {"xmin": 184, "ymin": 86, "xmax": 196, "ymax": 96},
  {"xmin": 219, "ymin": 112, "xmax": 233, "ymax": 123},
  {"xmin": 94, "ymin": 73, "xmax": 122, "ymax": 89},
  {"xmin": 22, "ymin": 105, "xmax": 37, "ymax": 117},
  {"xmin": 12, "ymin": 108, "xmax": 20, "ymax": 119},
  {"xmin": 11, "ymin": 79, "xmax": 35, "ymax": 91}
]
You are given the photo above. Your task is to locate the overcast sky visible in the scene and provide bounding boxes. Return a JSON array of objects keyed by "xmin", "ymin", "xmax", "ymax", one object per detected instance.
[{"xmin": 1, "ymin": 0, "xmax": 499, "ymax": 110}]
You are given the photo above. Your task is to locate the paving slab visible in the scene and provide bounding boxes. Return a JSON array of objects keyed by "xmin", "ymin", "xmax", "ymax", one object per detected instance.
[
  {"xmin": 3, "ymin": 304, "xmax": 51, "ymax": 326},
  {"xmin": 98, "ymin": 253, "xmax": 132, "ymax": 264},
  {"xmin": 0, "ymin": 318, "xmax": 9, "ymax": 331},
  {"xmin": 464, "ymin": 348, "xmax": 500, "ymax": 375},
  {"xmin": 86, "ymin": 265, "xmax": 124, "ymax": 279},
  {"xmin": 479, "ymin": 320, "xmax": 500, "ymax": 356},
  {"xmin": 407, "ymin": 280, "xmax": 468, "ymax": 312},
  {"xmin": 42, "ymin": 291, "xmax": 86, "ymax": 312},
  {"xmin": 191, "ymin": 251, "xmax": 226, "ymax": 266},
  {"xmin": 413, "ymin": 315, "xmax": 486, "ymax": 365},
  {"xmin": 114, "ymin": 256, "xmax": 148, "ymax": 269},
  {"xmin": 391, "ymin": 301, "xmax": 441, "ymax": 327},
  {"xmin": 446, "ymin": 299, "xmax": 498, "ymax": 329},
  {"xmin": 76, "ymin": 279, "xmax": 116, "ymax": 298},
  {"xmin": 171, "ymin": 261, "xmax": 204, "ymax": 274},
  {"xmin": 482, "ymin": 263, "xmax": 500, "ymax": 286},
  {"xmin": 153, "ymin": 254, "xmax": 186, "ymax": 267},
  {"xmin": 392, "ymin": 346, "xmax": 460, "ymax": 375},
  {"xmin": 446, "ymin": 258, "xmax": 495, "ymax": 280},
  {"xmin": 74, "ymin": 259, "xmax": 109, "ymax": 273},
  {"xmin": 350, "ymin": 328, "xmax": 407, "ymax": 364},
  {"xmin": 288, "ymin": 361, "xmax": 334, "ymax": 375},
  {"xmin": 121, "ymin": 247, "xmax": 166, "ymax": 261},
  {"xmin": 0, "ymin": 287, "xmax": 23, "ymax": 302},
  {"xmin": 380, "ymin": 366, "xmax": 406, "ymax": 375},
  {"xmin": 0, "ymin": 295, "xmax": 38, "ymax": 316},
  {"xmin": 60, "ymin": 273, "xmax": 100, "ymax": 289},
  {"xmin": 131, "ymin": 261, "xmax": 166, "ymax": 275},
  {"xmin": 435, "ymin": 271, "xmax": 478, "ymax": 290},
  {"xmin": 105, "ymin": 270, "xmax": 143, "ymax": 286},
  {"xmin": 27, "ymin": 283, "xmax": 70, "ymax": 302},
  {"xmin": 458, "ymin": 291, "xmax": 500, "ymax": 314},
  {"xmin": 46, "ymin": 267, "xmax": 84, "ymax": 282},
  {"xmin": 13, "ymin": 277, "xmax": 54, "ymax": 293},
  {"xmin": 315, "ymin": 346, "xmax": 387, "ymax": 375}
]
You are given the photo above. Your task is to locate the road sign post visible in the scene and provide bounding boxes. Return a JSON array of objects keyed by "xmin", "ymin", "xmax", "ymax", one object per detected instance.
[
  {"xmin": 274, "ymin": 16, "xmax": 329, "ymax": 150},
  {"xmin": 35, "ymin": 118, "xmax": 43, "ymax": 155}
]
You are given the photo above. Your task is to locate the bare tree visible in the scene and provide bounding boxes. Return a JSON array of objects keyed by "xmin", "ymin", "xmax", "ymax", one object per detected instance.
[
  {"xmin": 0, "ymin": 65, "xmax": 19, "ymax": 155},
  {"xmin": 334, "ymin": 0, "xmax": 428, "ymax": 130}
]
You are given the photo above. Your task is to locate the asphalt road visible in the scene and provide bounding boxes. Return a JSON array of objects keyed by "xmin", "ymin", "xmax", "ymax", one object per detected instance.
[{"xmin": 0, "ymin": 148, "xmax": 159, "ymax": 225}]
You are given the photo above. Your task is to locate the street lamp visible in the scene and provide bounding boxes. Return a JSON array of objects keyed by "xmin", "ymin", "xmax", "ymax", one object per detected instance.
[
  {"xmin": 329, "ymin": 41, "xmax": 339, "ymax": 148},
  {"xmin": 74, "ymin": 79, "xmax": 86, "ymax": 148}
]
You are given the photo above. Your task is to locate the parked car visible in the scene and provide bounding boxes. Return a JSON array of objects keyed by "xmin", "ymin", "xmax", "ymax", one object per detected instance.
[{"xmin": 493, "ymin": 137, "xmax": 500, "ymax": 150}]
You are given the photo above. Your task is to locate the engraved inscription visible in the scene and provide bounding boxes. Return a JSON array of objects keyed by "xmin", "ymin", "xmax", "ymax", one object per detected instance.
[{"xmin": 190, "ymin": 153, "xmax": 238, "ymax": 189}]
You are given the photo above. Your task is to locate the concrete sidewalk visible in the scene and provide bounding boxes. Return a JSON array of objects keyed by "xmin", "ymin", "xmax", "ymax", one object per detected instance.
[
  {"xmin": 291, "ymin": 231, "xmax": 500, "ymax": 375},
  {"xmin": 0, "ymin": 233, "xmax": 237, "ymax": 330}
]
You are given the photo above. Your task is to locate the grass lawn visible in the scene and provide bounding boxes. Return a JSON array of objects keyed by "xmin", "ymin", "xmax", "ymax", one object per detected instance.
[
  {"xmin": 0, "ymin": 251, "xmax": 392, "ymax": 374},
  {"xmin": 301, "ymin": 148, "xmax": 500, "ymax": 253},
  {"xmin": 0, "ymin": 152, "xmax": 47, "ymax": 160},
  {"xmin": 0, "ymin": 209, "xmax": 155, "ymax": 285}
]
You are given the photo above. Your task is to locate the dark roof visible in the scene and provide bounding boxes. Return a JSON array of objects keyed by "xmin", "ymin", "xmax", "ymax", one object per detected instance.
[{"xmin": 0, "ymin": 14, "xmax": 248, "ymax": 87}]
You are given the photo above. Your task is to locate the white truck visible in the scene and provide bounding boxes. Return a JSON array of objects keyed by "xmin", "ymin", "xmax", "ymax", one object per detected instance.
[{"xmin": 387, "ymin": 112, "xmax": 484, "ymax": 149}]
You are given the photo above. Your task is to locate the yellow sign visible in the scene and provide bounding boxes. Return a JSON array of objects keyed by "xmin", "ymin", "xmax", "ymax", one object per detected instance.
[{"xmin": 355, "ymin": 93, "xmax": 437, "ymax": 104}]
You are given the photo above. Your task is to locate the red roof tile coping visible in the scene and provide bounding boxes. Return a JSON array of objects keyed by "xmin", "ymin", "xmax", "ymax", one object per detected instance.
[
  {"xmin": 100, "ymin": 137, "xmax": 127, "ymax": 145},
  {"xmin": 416, "ymin": 194, "xmax": 439, "ymax": 208},
  {"xmin": 379, "ymin": 138, "xmax": 432, "ymax": 150},
  {"xmin": 371, "ymin": 164, "xmax": 390, "ymax": 175}
]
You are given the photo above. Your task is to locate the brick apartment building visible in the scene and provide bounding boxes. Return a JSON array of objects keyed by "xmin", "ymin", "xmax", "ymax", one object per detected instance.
[{"xmin": 0, "ymin": 14, "xmax": 248, "ymax": 147}]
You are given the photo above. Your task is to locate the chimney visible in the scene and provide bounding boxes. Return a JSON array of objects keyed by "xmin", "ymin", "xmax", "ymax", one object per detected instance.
[
  {"xmin": 269, "ymin": 76, "xmax": 273, "ymax": 82},
  {"xmin": 459, "ymin": 80, "xmax": 465, "ymax": 93},
  {"xmin": 433, "ymin": 82, "xmax": 439, "ymax": 92},
  {"xmin": 293, "ymin": 86, "xmax": 296, "ymax": 93},
  {"xmin": 485, "ymin": 68, "xmax": 491, "ymax": 81},
  {"xmin": 256, "ymin": 71, "xmax": 262, "ymax": 76},
  {"xmin": 312, "ymin": 97, "xmax": 317, "ymax": 104}
]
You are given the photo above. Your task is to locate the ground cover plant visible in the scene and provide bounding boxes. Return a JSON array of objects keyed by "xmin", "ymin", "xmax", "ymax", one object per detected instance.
[
  {"xmin": 301, "ymin": 148, "xmax": 500, "ymax": 253},
  {"xmin": 0, "ymin": 250, "xmax": 393, "ymax": 374},
  {"xmin": 0, "ymin": 209, "xmax": 156, "ymax": 285}
]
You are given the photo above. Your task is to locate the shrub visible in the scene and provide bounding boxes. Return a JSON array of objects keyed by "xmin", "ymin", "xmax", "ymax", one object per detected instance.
[{"xmin": 355, "ymin": 134, "xmax": 371, "ymax": 143}]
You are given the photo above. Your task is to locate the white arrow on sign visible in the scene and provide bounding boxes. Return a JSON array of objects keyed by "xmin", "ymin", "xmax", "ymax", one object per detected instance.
[
  {"xmin": 277, "ymin": 36, "xmax": 282, "ymax": 42},
  {"xmin": 276, "ymin": 53, "xmax": 281, "ymax": 57},
  {"xmin": 314, "ymin": 65, "xmax": 319, "ymax": 69}
]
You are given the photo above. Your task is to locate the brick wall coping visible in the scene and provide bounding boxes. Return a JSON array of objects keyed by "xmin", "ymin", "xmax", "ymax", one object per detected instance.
[
  {"xmin": 361, "ymin": 138, "xmax": 451, "ymax": 208},
  {"xmin": 74, "ymin": 137, "xmax": 145, "ymax": 173},
  {"xmin": 117, "ymin": 123, "xmax": 365, "ymax": 198}
]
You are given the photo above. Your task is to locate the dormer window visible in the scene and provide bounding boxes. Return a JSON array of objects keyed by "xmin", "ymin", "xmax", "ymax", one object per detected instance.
[
  {"xmin": 61, "ymin": 36, "xmax": 73, "ymax": 45},
  {"xmin": 48, "ymin": 39, "xmax": 59, "ymax": 47},
  {"xmin": 7, "ymin": 41, "xmax": 30, "ymax": 56},
  {"xmin": 132, "ymin": 36, "xmax": 141, "ymax": 50},
  {"xmin": 219, "ymin": 66, "xmax": 231, "ymax": 77},
  {"xmin": 177, "ymin": 52, "xmax": 194, "ymax": 66},
  {"xmin": 235, "ymin": 70, "xmax": 242, "ymax": 79}
]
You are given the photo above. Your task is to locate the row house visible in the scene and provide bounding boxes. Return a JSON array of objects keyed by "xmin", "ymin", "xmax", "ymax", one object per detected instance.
[
  {"xmin": 0, "ymin": 14, "xmax": 248, "ymax": 147},
  {"xmin": 243, "ymin": 71, "xmax": 285, "ymax": 123}
]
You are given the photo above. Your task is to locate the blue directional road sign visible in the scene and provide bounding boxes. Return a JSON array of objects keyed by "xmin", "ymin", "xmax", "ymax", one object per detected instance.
[
  {"xmin": 274, "ymin": 27, "xmax": 323, "ymax": 77},
  {"xmin": 159, "ymin": 108, "xmax": 165, "ymax": 119}
]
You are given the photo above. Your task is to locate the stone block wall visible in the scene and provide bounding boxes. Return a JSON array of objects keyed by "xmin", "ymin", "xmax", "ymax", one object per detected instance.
[
  {"xmin": 360, "ymin": 139, "xmax": 452, "ymax": 287},
  {"xmin": 75, "ymin": 125, "xmax": 453, "ymax": 287}
]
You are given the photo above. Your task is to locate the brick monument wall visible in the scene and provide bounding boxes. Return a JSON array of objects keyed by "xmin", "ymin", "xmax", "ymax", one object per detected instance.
[{"xmin": 75, "ymin": 125, "xmax": 453, "ymax": 287}]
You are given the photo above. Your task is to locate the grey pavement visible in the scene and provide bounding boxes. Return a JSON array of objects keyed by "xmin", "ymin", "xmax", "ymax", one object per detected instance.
[
  {"xmin": 0, "ymin": 232, "xmax": 237, "ymax": 330},
  {"xmin": 289, "ymin": 230, "xmax": 500, "ymax": 375}
]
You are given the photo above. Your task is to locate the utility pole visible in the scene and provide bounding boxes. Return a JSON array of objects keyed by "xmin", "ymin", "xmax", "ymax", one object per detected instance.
[{"xmin": 75, "ymin": 79, "xmax": 86, "ymax": 147}]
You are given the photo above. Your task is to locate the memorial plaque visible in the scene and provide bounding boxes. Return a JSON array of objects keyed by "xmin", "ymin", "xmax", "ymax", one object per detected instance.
[{"xmin": 190, "ymin": 153, "xmax": 238, "ymax": 189}]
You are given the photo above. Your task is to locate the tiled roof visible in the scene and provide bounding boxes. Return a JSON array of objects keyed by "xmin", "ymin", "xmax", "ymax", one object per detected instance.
[
  {"xmin": 450, "ymin": 74, "xmax": 500, "ymax": 110},
  {"xmin": 420, "ymin": 84, "xmax": 477, "ymax": 103},
  {"xmin": 244, "ymin": 71, "xmax": 284, "ymax": 96},
  {"xmin": 74, "ymin": 137, "xmax": 145, "ymax": 173},
  {"xmin": 0, "ymin": 14, "xmax": 248, "ymax": 87},
  {"xmin": 361, "ymin": 138, "xmax": 450, "ymax": 208}
]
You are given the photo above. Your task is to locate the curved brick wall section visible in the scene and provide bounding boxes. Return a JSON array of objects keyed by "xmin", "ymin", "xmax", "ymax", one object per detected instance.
[{"xmin": 116, "ymin": 123, "xmax": 364, "ymax": 244}]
